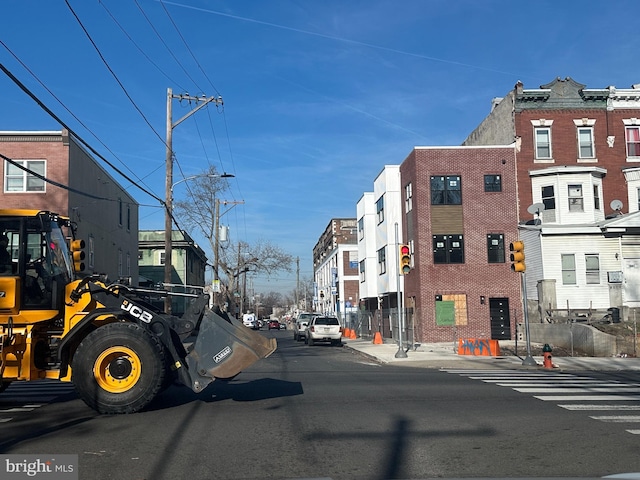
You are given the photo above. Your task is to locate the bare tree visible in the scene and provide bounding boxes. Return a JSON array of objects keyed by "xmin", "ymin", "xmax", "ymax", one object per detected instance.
[
  {"xmin": 173, "ymin": 166, "xmax": 294, "ymax": 312},
  {"xmin": 287, "ymin": 275, "xmax": 315, "ymax": 312}
]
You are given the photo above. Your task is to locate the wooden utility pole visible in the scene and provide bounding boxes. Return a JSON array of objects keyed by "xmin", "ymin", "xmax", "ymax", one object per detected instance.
[{"xmin": 164, "ymin": 88, "xmax": 222, "ymax": 314}]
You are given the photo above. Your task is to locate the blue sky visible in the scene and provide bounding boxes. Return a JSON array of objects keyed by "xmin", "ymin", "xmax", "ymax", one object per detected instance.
[{"xmin": 1, "ymin": 0, "xmax": 639, "ymax": 295}]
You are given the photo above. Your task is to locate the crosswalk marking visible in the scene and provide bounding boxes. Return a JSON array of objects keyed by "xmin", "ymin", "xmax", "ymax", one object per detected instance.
[
  {"xmin": 535, "ymin": 395, "xmax": 640, "ymax": 401},
  {"xmin": 0, "ymin": 381, "xmax": 76, "ymax": 424},
  {"xmin": 560, "ymin": 404, "xmax": 640, "ymax": 410},
  {"xmin": 443, "ymin": 368, "xmax": 640, "ymax": 435},
  {"xmin": 515, "ymin": 387, "xmax": 640, "ymax": 393},
  {"xmin": 590, "ymin": 416, "xmax": 640, "ymax": 422}
]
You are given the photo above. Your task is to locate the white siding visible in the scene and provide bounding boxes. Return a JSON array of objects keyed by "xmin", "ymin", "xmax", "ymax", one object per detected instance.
[{"xmin": 541, "ymin": 234, "xmax": 620, "ymax": 309}]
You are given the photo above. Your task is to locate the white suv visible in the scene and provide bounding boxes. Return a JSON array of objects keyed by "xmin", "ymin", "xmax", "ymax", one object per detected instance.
[
  {"xmin": 293, "ymin": 312, "xmax": 314, "ymax": 341},
  {"xmin": 305, "ymin": 316, "xmax": 342, "ymax": 346}
]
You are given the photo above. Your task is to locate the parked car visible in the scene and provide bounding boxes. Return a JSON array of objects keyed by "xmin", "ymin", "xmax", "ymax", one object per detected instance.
[
  {"xmin": 268, "ymin": 319, "xmax": 280, "ymax": 330},
  {"xmin": 242, "ymin": 313, "xmax": 257, "ymax": 329},
  {"xmin": 305, "ymin": 316, "xmax": 342, "ymax": 346},
  {"xmin": 293, "ymin": 312, "xmax": 314, "ymax": 341},
  {"xmin": 279, "ymin": 321, "xmax": 287, "ymax": 330}
]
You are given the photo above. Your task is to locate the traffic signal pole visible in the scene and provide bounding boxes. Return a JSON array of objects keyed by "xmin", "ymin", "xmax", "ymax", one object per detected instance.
[
  {"xmin": 520, "ymin": 271, "xmax": 537, "ymax": 366},
  {"xmin": 510, "ymin": 239, "xmax": 536, "ymax": 366},
  {"xmin": 394, "ymin": 222, "xmax": 407, "ymax": 358}
]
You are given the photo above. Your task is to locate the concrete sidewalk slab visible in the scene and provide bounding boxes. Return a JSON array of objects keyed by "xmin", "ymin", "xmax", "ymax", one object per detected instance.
[{"xmin": 342, "ymin": 338, "xmax": 640, "ymax": 371}]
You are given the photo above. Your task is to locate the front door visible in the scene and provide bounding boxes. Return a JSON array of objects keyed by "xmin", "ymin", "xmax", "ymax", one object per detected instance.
[{"xmin": 489, "ymin": 297, "xmax": 511, "ymax": 340}]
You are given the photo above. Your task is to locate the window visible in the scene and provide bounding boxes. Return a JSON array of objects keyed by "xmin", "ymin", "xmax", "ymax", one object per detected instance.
[
  {"xmin": 126, "ymin": 253, "xmax": 131, "ymax": 276},
  {"xmin": 535, "ymin": 127, "xmax": 552, "ymax": 159},
  {"xmin": 4, "ymin": 160, "xmax": 45, "ymax": 192},
  {"xmin": 593, "ymin": 185, "xmax": 600, "ymax": 210},
  {"xmin": 561, "ymin": 254, "xmax": 576, "ymax": 285},
  {"xmin": 577, "ymin": 127, "xmax": 595, "ymax": 158},
  {"xmin": 431, "ymin": 175, "xmax": 461, "ymax": 205},
  {"xmin": 118, "ymin": 198, "xmax": 123, "ymax": 227},
  {"xmin": 159, "ymin": 250, "xmax": 166, "ymax": 266},
  {"xmin": 127, "ymin": 204, "xmax": 131, "ymax": 231},
  {"xmin": 377, "ymin": 247, "xmax": 386, "ymax": 275},
  {"xmin": 542, "ymin": 185, "xmax": 555, "ymax": 210},
  {"xmin": 626, "ymin": 126, "xmax": 640, "ymax": 158},
  {"xmin": 376, "ymin": 195, "xmax": 384, "ymax": 224},
  {"xmin": 585, "ymin": 254, "xmax": 600, "ymax": 284},
  {"xmin": 357, "ymin": 217, "xmax": 364, "ymax": 241},
  {"xmin": 568, "ymin": 184, "xmax": 583, "ymax": 212},
  {"xmin": 359, "ymin": 259, "xmax": 365, "ymax": 282},
  {"xmin": 405, "ymin": 182, "xmax": 413, "ymax": 213},
  {"xmin": 486, "ymin": 234, "xmax": 505, "ymax": 263},
  {"xmin": 433, "ymin": 234, "xmax": 464, "ymax": 264},
  {"xmin": 484, "ymin": 174, "xmax": 502, "ymax": 192},
  {"xmin": 118, "ymin": 249, "xmax": 123, "ymax": 277}
]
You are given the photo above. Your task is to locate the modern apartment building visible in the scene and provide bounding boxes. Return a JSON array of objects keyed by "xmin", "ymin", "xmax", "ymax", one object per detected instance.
[
  {"xmin": 399, "ymin": 145, "xmax": 520, "ymax": 343},
  {"xmin": 312, "ymin": 218, "xmax": 358, "ymax": 316}
]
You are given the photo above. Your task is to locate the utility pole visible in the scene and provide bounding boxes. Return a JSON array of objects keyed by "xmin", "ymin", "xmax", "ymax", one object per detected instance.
[
  {"xmin": 296, "ymin": 256, "xmax": 300, "ymax": 310},
  {"xmin": 213, "ymin": 199, "xmax": 244, "ymax": 308},
  {"xmin": 164, "ymin": 88, "xmax": 222, "ymax": 314}
]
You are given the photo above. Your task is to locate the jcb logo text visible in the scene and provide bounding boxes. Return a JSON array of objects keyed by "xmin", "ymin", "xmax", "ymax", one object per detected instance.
[{"xmin": 121, "ymin": 300, "xmax": 154, "ymax": 323}]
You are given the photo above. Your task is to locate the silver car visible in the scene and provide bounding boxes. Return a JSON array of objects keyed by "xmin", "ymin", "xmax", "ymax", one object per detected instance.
[{"xmin": 293, "ymin": 312, "xmax": 314, "ymax": 341}]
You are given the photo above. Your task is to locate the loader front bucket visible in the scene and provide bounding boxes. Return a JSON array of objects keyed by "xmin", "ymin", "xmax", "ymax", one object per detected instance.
[{"xmin": 183, "ymin": 309, "xmax": 277, "ymax": 393}]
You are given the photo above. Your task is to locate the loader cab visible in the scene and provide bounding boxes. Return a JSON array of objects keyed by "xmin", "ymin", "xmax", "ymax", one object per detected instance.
[{"xmin": 0, "ymin": 210, "xmax": 74, "ymax": 311}]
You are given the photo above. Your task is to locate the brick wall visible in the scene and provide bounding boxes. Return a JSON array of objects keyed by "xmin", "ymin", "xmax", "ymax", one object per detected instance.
[{"xmin": 400, "ymin": 146, "xmax": 521, "ymax": 342}]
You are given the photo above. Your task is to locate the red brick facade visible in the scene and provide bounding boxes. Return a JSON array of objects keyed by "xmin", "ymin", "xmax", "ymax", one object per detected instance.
[{"xmin": 400, "ymin": 146, "xmax": 521, "ymax": 342}]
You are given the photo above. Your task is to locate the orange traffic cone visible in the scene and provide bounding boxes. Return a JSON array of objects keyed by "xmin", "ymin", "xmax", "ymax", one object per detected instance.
[
  {"xmin": 349, "ymin": 329, "xmax": 356, "ymax": 339},
  {"xmin": 343, "ymin": 328, "xmax": 350, "ymax": 338},
  {"xmin": 373, "ymin": 332, "xmax": 383, "ymax": 344}
]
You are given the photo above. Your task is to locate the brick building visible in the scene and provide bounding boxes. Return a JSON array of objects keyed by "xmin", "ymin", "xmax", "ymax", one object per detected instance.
[
  {"xmin": 400, "ymin": 145, "xmax": 519, "ymax": 343},
  {"xmin": 0, "ymin": 129, "xmax": 138, "ymax": 283},
  {"xmin": 313, "ymin": 218, "xmax": 359, "ymax": 316},
  {"xmin": 462, "ymin": 78, "xmax": 640, "ymax": 318}
]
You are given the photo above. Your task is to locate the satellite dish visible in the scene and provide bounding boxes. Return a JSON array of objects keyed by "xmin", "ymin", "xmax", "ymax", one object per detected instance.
[
  {"xmin": 527, "ymin": 203, "xmax": 546, "ymax": 215},
  {"xmin": 610, "ymin": 199, "xmax": 623, "ymax": 212}
]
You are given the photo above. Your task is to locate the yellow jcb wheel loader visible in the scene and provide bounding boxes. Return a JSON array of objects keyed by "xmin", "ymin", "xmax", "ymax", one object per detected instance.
[{"xmin": 0, "ymin": 210, "xmax": 276, "ymax": 414}]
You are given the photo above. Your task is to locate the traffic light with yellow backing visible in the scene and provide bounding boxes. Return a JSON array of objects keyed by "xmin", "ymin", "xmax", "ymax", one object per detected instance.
[
  {"xmin": 71, "ymin": 239, "xmax": 86, "ymax": 273},
  {"xmin": 399, "ymin": 244, "xmax": 411, "ymax": 275},
  {"xmin": 509, "ymin": 240, "xmax": 525, "ymax": 272}
]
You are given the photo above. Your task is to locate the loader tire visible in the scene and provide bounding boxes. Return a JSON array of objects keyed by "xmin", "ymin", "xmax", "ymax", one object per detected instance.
[
  {"xmin": 0, "ymin": 381, "xmax": 10, "ymax": 394},
  {"xmin": 72, "ymin": 322, "xmax": 166, "ymax": 414}
]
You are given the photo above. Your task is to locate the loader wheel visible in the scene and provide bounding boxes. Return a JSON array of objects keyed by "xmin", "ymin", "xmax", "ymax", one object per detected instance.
[
  {"xmin": 0, "ymin": 381, "xmax": 10, "ymax": 394},
  {"xmin": 72, "ymin": 322, "xmax": 165, "ymax": 414}
]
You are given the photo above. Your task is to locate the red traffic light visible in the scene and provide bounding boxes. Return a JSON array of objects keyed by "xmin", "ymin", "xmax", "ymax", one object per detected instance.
[{"xmin": 399, "ymin": 244, "xmax": 411, "ymax": 275}]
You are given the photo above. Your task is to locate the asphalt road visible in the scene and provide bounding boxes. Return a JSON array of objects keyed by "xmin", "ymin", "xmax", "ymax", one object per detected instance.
[{"xmin": 2, "ymin": 329, "xmax": 640, "ymax": 479}]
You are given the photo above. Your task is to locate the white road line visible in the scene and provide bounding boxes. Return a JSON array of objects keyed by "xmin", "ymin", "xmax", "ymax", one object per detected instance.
[
  {"xmin": 559, "ymin": 405, "xmax": 640, "ymax": 410},
  {"xmin": 535, "ymin": 395, "xmax": 640, "ymax": 401},
  {"xmin": 626, "ymin": 430, "xmax": 640, "ymax": 434},
  {"xmin": 515, "ymin": 387, "xmax": 640, "ymax": 393},
  {"xmin": 590, "ymin": 416, "xmax": 640, "ymax": 422},
  {"xmin": 0, "ymin": 407, "xmax": 38, "ymax": 413},
  {"xmin": 498, "ymin": 383, "xmax": 629, "ymax": 388}
]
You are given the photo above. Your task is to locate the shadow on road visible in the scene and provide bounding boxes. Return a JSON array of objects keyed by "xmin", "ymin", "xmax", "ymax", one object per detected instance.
[{"xmin": 147, "ymin": 377, "xmax": 304, "ymax": 410}]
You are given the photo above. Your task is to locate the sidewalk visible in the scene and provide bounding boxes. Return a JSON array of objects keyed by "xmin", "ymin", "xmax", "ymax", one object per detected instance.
[{"xmin": 341, "ymin": 338, "xmax": 640, "ymax": 371}]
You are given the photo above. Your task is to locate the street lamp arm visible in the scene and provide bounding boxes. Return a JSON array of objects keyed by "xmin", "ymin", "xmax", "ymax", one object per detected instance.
[{"xmin": 170, "ymin": 173, "xmax": 234, "ymax": 193}]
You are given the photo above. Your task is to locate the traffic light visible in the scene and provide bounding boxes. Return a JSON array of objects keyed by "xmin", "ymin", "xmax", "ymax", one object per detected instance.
[
  {"xmin": 509, "ymin": 240, "xmax": 525, "ymax": 272},
  {"xmin": 399, "ymin": 244, "xmax": 411, "ymax": 275},
  {"xmin": 71, "ymin": 239, "xmax": 86, "ymax": 273}
]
